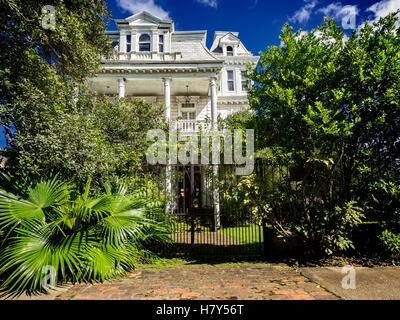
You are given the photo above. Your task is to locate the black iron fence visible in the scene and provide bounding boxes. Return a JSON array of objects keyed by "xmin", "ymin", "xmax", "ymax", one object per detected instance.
[
  {"xmin": 140, "ymin": 162, "xmax": 273, "ymax": 256},
  {"xmin": 147, "ymin": 208, "xmax": 264, "ymax": 255}
]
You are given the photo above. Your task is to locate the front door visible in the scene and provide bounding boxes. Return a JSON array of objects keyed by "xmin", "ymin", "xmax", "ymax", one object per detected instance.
[{"xmin": 177, "ymin": 166, "xmax": 201, "ymax": 212}]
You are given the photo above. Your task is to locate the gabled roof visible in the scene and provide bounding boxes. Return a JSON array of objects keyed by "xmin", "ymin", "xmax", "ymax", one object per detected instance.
[
  {"xmin": 213, "ymin": 31, "xmax": 239, "ymax": 41},
  {"xmin": 114, "ymin": 11, "xmax": 174, "ymax": 31},
  {"xmin": 219, "ymin": 32, "xmax": 240, "ymax": 44},
  {"xmin": 210, "ymin": 31, "xmax": 251, "ymax": 56},
  {"xmin": 211, "ymin": 31, "xmax": 240, "ymax": 52},
  {"xmin": 125, "ymin": 11, "xmax": 172, "ymax": 24}
]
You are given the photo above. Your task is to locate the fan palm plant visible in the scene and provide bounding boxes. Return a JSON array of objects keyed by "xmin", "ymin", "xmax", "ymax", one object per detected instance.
[{"xmin": 0, "ymin": 178, "xmax": 169, "ymax": 297}]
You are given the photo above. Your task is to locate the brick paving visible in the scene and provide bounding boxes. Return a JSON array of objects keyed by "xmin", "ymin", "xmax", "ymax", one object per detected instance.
[{"xmin": 53, "ymin": 263, "xmax": 338, "ymax": 300}]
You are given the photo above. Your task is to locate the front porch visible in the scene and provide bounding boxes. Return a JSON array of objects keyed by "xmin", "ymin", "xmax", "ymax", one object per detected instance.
[{"xmin": 88, "ymin": 62, "xmax": 222, "ymax": 132}]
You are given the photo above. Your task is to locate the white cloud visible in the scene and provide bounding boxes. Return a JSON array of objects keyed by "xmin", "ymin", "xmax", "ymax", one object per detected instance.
[
  {"xmin": 116, "ymin": 0, "xmax": 170, "ymax": 20},
  {"xmin": 289, "ymin": 0, "xmax": 318, "ymax": 24},
  {"xmin": 194, "ymin": 0, "xmax": 218, "ymax": 8},
  {"xmin": 367, "ymin": 0, "xmax": 400, "ymax": 23},
  {"xmin": 280, "ymin": 30, "xmax": 308, "ymax": 47},
  {"xmin": 296, "ymin": 30, "xmax": 309, "ymax": 40},
  {"xmin": 317, "ymin": 2, "xmax": 358, "ymax": 20},
  {"xmin": 280, "ymin": 28, "xmax": 349, "ymax": 48}
]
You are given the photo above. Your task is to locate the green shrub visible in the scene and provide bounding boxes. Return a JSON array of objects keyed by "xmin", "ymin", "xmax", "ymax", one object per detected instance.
[
  {"xmin": 0, "ymin": 178, "xmax": 169, "ymax": 297},
  {"xmin": 379, "ymin": 230, "xmax": 400, "ymax": 260}
]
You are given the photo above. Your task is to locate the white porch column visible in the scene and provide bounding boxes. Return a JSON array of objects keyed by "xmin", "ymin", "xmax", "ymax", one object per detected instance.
[
  {"xmin": 164, "ymin": 77, "xmax": 173, "ymax": 213},
  {"xmin": 163, "ymin": 77, "xmax": 171, "ymax": 121},
  {"xmin": 210, "ymin": 76, "xmax": 220, "ymax": 230},
  {"xmin": 213, "ymin": 164, "xmax": 221, "ymax": 230},
  {"xmin": 165, "ymin": 165, "xmax": 173, "ymax": 214},
  {"xmin": 118, "ymin": 78, "xmax": 125, "ymax": 99},
  {"xmin": 210, "ymin": 76, "xmax": 218, "ymax": 129}
]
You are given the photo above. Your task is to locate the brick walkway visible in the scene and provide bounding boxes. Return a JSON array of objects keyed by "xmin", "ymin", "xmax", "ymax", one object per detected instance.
[{"xmin": 54, "ymin": 263, "xmax": 338, "ymax": 300}]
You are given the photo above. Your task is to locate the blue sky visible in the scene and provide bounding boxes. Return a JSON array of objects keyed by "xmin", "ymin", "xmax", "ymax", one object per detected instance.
[
  {"xmin": 1, "ymin": 0, "xmax": 399, "ymax": 148},
  {"xmin": 107, "ymin": 0, "xmax": 399, "ymax": 53}
]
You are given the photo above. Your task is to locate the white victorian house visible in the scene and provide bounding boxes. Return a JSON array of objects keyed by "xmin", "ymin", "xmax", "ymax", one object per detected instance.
[{"xmin": 88, "ymin": 11, "xmax": 259, "ymax": 221}]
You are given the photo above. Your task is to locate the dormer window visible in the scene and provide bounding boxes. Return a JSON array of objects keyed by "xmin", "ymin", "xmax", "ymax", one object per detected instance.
[
  {"xmin": 159, "ymin": 34, "xmax": 164, "ymax": 53},
  {"xmin": 139, "ymin": 34, "xmax": 151, "ymax": 52},
  {"xmin": 227, "ymin": 46, "xmax": 234, "ymax": 56}
]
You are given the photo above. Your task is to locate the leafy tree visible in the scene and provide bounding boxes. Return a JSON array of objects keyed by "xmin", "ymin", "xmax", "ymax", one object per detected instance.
[
  {"xmin": 0, "ymin": 1, "xmax": 166, "ymax": 187},
  {"xmin": 0, "ymin": 0, "xmax": 109, "ymax": 176},
  {"xmin": 247, "ymin": 13, "xmax": 400, "ymax": 254}
]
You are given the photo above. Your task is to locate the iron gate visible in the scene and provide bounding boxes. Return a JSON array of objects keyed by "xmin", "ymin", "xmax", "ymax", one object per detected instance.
[
  {"xmin": 144, "ymin": 164, "xmax": 264, "ymax": 256},
  {"xmin": 148, "ymin": 209, "xmax": 263, "ymax": 255}
]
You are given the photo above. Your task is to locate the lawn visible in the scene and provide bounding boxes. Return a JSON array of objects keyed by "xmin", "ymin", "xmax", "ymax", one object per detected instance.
[{"xmin": 222, "ymin": 225, "xmax": 263, "ymax": 245}]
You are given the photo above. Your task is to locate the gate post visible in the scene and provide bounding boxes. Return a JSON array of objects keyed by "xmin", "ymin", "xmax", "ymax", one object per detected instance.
[
  {"xmin": 190, "ymin": 210, "xmax": 195, "ymax": 245},
  {"xmin": 213, "ymin": 164, "xmax": 220, "ymax": 231},
  {"xmin": 263, "ymin": 225, "xmax": 276, "ymax": 257}
]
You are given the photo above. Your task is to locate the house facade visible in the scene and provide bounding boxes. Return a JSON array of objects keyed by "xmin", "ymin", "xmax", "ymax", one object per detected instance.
[{"xmin": 89, "ymin": 11, "xmax": 259, "ymax": 220}]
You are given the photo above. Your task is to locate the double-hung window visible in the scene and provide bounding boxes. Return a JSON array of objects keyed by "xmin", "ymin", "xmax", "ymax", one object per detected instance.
[
  {"xmin": 241, "ymin": 71, "xmax": 248, "ymax": 92},
  {"xmin": 227, "ymin": 70, "xmax": 235, "ymax": 92},
  {"xmin": 180, "ymin": 103, "xmax": 196, "ymax": 120}
]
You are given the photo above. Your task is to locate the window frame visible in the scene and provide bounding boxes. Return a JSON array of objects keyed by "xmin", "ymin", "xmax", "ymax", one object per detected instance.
[
  {"xmin": 241, "ymin": 71, "xmax": 248, "ymax": 92},
  {"xmin": 179, "ymin": 103, "xmax": 196, "ymax": 120},
  {"xmin": 227, "ymin": 70, "xmax": 235, "ymax": 92},
  {"xmin": 159, "ymin": 34, "xmax": 164, "ymax": 53},
  {"xmin": 139, "ymin": 33, "xmax": 151, "ymax": 52},
  {"xmin": 126, "ymin": 34, "xmax": 131, "ymax": 52},
  {"xmin": 226, "ymin": 46, "xmax": 234, "ymax": 56}
]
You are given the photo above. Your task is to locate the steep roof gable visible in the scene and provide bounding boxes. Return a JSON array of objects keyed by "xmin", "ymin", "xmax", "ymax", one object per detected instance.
[
  {"xmin": 219, "ymin": 32, "xmax": 240, "ymax": 44},
  {"xmin": 125, "ymin": 11, "xmax": 171, "ymax": 24}
]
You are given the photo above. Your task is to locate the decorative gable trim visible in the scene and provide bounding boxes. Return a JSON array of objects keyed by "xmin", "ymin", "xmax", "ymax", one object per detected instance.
[
  {"xmin": 219, "ymin": 32, "xmax": 240, "ymax": 45},
  {"xmin": 124, "ymin": 11, "xmax": 171, "ymax": 24}
]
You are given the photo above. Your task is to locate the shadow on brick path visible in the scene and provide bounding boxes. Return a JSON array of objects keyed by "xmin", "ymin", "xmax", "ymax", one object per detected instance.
[{"xmin": 49, "ymin": 263, "xmax": 338, "ymax": 300}]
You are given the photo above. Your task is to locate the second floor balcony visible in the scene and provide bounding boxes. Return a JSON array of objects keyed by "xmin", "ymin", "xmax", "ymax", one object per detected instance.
[
  {"xmin": 174, "ymin": 120, "xmax": 210, "ymax": 135},
  {"xmin": 108, "ymin": 50, "xmax": 183, "ymax": 62}
]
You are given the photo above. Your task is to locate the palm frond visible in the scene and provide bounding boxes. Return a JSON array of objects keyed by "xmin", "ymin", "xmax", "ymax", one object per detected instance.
[{"xmin": 0, "ymin": 177, "xmax": 169, "ymax": 296}]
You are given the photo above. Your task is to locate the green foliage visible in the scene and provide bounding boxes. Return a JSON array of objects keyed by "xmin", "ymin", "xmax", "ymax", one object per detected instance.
[
  {"xmin": 9, "ymin": 94, "xmax": 166, "ymax": 188},
  {"xmin": 0, "ymin": 178, "xmax": 169, "ymax": 297},
  {"xmin": 246, "ymin": 13, "xmax": 400, "ymax": 254},
  {"xmin": 380, "ymin": 230, "xmax": 400, "ymax": 260},
  {"xmin": 319, "ymin": 201, "xmax": 365, "ymax": 254},
  {"xmin": 0, "ymin": 1, "xmax": 166, "ymax": 188}
]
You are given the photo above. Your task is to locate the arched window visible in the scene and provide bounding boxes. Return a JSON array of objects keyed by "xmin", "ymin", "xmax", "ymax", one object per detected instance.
[
  {"xmin": 227, "ymin": 46, "xmax": 234, "ymax": 56},
  {"xmin": 139, "ymin": 34, "xmax": 151, "ymax": 52}
]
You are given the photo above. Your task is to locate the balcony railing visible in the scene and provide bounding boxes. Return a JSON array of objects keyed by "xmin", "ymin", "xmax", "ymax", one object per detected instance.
[
  {"xmin": 106, "ymin": 50, "xmax": 183, "ymax": 62},
  {"xmin": 174, "ymin": 120, "xmax": 209, "ymax": 134}
]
